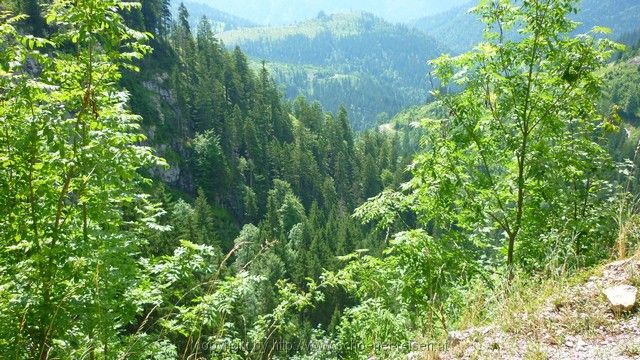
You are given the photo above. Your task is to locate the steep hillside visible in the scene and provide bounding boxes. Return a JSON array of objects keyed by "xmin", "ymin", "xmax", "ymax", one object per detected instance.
[
  {"xmin": 600, "ymin": 46, "xmax": 640, "ymax": 127},
  {"xmin": 618, "ymin": 31, "xmax": 640, "ymax": 55},
  {"xmin": 220, "ymin": 12, "xmax": 447, "ymax": 130},
  {"xmin": 413, "ymin": 0, "xmax": 640, "ymax": 54}
]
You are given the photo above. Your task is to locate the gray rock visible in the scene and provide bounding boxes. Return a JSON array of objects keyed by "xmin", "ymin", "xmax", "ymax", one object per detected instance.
[
  {"xmin": 603, "ymin": 285, "xmax": 637, "ymax": 313},
  {"xmin": 565, "ymin": 340, "xmax": 574, "ymax": 348}
]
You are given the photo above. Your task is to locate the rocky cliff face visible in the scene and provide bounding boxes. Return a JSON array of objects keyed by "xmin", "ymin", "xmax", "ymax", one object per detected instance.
[{"xmin": 137, "ymin": 72, "xmax": 195, "ymax": 195}]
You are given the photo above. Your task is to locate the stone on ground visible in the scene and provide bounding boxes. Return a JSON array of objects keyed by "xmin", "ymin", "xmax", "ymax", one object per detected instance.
[{"xmin": 603, "ymin": 285, "xmax": 637, "ymax": 313}]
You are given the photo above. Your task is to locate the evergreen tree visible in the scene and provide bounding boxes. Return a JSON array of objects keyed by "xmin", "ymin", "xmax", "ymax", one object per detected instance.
[{"xmin": 193, "ymin": 130, "xmax": 230, "ymax": 204}]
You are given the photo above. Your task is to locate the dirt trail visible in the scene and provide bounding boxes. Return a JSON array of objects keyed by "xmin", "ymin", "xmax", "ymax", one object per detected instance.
[{"xmin": 437, "ymin": 259, "xmax": 640, "ymax": 360}]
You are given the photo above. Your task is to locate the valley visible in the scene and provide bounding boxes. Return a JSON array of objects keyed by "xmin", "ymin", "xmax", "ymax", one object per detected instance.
[{"xmin": 1, "ymin": 1, "xmax": 640, "ymax": 359}]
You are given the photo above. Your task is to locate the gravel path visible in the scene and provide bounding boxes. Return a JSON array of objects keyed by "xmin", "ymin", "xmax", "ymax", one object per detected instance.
[{"xmin": 437, "ymin": 259, "xmax": 640, "ymax": 360}]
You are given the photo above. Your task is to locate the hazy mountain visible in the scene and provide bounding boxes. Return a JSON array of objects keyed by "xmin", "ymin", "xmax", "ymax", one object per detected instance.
[
  {"xmin": 173, "ymin": 1, "xmax": 255, "ymax": 32},
  {"xmin": 413, "ymin": 0, "xmax": 640, "ymax": 54},
  {"xmin": 187, "ymin": 0, "xmax": 469, "ymax": 25},
  {"xmin": 618, "ymin": 28, "xmax": 640, "ymax": 50},
  {"xmin": 219, "ymin": 12, "xmax": 447, "ymax": 130}
]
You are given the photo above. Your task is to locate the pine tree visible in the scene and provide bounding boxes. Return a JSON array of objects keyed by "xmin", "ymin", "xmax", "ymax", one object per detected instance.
[
  {"xmin": 193, "ymin": 130, "xmax": 230, "ymax": 204},
  {"xmin": 18, "ymin": 0, "xmax": 46, "ymax": 35},
  {"xmin": 233, "ymin": 46, "xmax": 255, "ymax": 111},
  {"xmin": 337, "ymin": 105, "xmax": 354, "ymax": 151},
  {"xmin": 193, "ymin": 188, "xmax": 220, "ymax": 248}
]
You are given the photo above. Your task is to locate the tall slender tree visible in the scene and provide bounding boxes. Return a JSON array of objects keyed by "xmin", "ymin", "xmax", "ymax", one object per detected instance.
[{"xmin": 423, "ymin": 0, "xmax": 621, "ymax": 275}]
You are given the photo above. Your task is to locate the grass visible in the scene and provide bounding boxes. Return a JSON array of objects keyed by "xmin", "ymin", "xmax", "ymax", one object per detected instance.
[
  {"xmin": 563, "ymin": 309, "xmax": 610, "ymax": 336},
  {"xmin": 524, "ymin": 342, "xmax": 548, "ymax": 360},
  {"xmin": 456, "ymin": 271, "xmax": 573, "ymax": 335},
  {"xmin": 450, "ymin": 264, "xmax": 614, "ymax": 346},
  {"xmin": 435, "ymin": 256, "xmax": 640, "ymax": 359},
  {"xmin": 622, "ymin": 341, "xmax": 640, "ymax": 357},
  {"xmin": 629, "ymin": 261, "xmax": 640, "ymax": 287}
]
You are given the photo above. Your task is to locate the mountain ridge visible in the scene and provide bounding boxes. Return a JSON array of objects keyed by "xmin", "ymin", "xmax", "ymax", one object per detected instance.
[
  {"xmin": 186, "ymin": 0, "xmax": 469, "ymax": 25},
  {"xmin": 173, "ymin": 1, "xmax": 255, "ymax": 32},
  {"xmin": 412, "ymin": 0, "xmax": 640, "ymax": 54}
]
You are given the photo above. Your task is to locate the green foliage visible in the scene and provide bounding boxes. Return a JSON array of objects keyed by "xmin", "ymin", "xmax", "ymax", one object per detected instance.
[
  {"xmin": 600, "ymin": 62, "xmax": 640, "ymax": 123},
  {"xmin": 353, "ymin": 190, "xmax": 410, "ymax": 233},
  {"xmin": 336, "ymin": 298, "xmax": 412, "ymax": 359},
  {"xmin": 3, "ymin": 1, "xmax": 637, "ymax": 359},
  {"xmin": 0, "ymin": 1, "xmax": 163, "ymax": 358},
  {"xmin": 317, "ymin": 1, "xmax": 635, "ymax": 357},
  {"xmin": 193, "ymin": 131, "xmax": 229, "ymax": 203},
  {"xmin": 323, "ymin": 229, "xmax": 473, "ymax": 358},
  {"xmin": 115, "ymin": 4, "xmax": 416, "ymax": 357},
  {"xmin": 423, "ymin": 0, "xmax": 621, "ymax": 272}
]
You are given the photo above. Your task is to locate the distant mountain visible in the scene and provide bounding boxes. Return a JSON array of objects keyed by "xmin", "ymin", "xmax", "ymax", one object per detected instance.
[
  {"xmin": 190, "ymin": 0, "xmax": 469, "ymax": 25},
  {"xmin": 219, "ymin": 12, "xmax": 447, "ymax": 130},
  {"xmin": 174, "ymin": 1, "xmax": 255, "ymax": 32},
  {"xmin": 410, "ymin": 3, "xmax": 481, "ymax": 55},
  {"xmin": 618, "ymin": 28, "xmax": 640, "ymax": 50},
  {"xmin": 413, "ymin": 0, "xmax": 640, "ymax": 54}
]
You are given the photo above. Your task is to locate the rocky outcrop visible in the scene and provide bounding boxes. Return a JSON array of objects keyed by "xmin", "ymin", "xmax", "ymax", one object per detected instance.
[
  {"xmin": 142, "ymin": 72, "xmax": 176, "ymax": 105},
  {"xmin": 604, "ymin": 285, "xmax": 638, "ymax": 313},
  {"xmin": 138, "ymin": 72, "xmax": 195, "ymax": 194}
]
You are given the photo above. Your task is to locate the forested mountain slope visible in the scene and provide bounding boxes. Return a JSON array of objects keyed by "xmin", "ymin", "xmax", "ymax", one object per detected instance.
[
  {"xmin": 124, "ymin": 3, "xmax": 424, "ymax": 339},
  {"xmin": 1, "ymin": 1, "xmax": 425, "ymax": 357},
  {"xmin": 219, "ymin": 12, "xmax": 447, "ymax": 130},
  {"xmin": 602, "ymin": 54, "xmax": 640, "ymax": 127},
  {"xmin": 122, "ymin": 4, "xmax": 422, "ymax": 249},
  {"xmin": 413, "ymin": 0, "xmax": 640, "ymax": 54},
  {"xmin": 618, "ymin": 28, "xmax": 640, "ymax": 51}
]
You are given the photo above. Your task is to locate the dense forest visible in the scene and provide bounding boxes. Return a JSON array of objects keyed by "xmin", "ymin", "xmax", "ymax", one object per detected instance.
[
  {"xmin": 1, "ymin": 0, "xmax": 640, "ymax": 359},
  {"xmin": 220, "ymin": 12, "xmax": 446, "ymax": 130}
]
